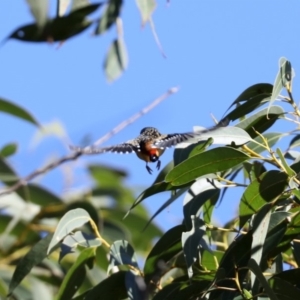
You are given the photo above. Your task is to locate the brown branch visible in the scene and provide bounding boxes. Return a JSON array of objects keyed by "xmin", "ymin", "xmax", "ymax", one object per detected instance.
[{"xmin": 0, "ymin": 87, "xmax": 179, "ymax": 197}]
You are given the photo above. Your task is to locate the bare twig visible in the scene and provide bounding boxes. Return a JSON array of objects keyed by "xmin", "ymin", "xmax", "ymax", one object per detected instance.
[
  {"xmin": 0, "ymin": 87, "xmax": 179, "ymax": 197},
  {"xmin": 93, "ymin": 86, "xmax": 179, "ymax": 146}
]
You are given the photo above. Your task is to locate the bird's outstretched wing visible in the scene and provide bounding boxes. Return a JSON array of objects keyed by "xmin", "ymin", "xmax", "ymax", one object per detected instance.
[
  {"xmin": 154, "ymin": 132, "xmax": 195, "ymax": 148},
  {"xmin": 71, "ymin": 142, "xmax": 138, "ymax": 154},
  {"xmin": 154, "ymin": 120, "xmax": 229, "ymax": 149}
]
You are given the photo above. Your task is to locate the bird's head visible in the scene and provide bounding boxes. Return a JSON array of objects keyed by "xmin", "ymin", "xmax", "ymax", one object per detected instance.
[{"xmin": 140, "ymin": 127, "xmax": 161, "ymax": 138}]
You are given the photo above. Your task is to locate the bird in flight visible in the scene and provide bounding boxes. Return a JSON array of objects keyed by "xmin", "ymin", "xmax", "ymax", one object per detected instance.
[{"xmin": 71, "ymin": 121, "xmax": 227, "ymax": 174}]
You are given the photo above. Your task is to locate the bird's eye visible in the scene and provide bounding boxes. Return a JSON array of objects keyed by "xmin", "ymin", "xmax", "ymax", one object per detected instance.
[{"xmin": 150, "ymin": 155, "xmax": 158, "ymax": 162}]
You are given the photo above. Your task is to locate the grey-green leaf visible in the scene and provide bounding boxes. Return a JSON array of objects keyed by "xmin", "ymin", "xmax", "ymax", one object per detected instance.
[
  {"xmin": 104, "ymin": 37, "xmax": 128, "ymax": 82},
  {"xmin": 26, "ymin": 0, "xmax": 49, "ymax": 28},
  {"xmin": 47, "ymin": 208, "xmax": 91, "ymax": 254}
]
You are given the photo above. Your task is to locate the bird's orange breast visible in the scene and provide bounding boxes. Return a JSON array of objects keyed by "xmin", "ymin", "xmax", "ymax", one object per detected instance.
[{"xmin": 135, "ymin": 142, "xmax": 165, "ymax": 162}]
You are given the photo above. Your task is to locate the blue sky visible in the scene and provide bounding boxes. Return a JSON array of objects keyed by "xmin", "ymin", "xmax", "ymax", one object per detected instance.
[{"xmin": 1, "ymin": 0, "xmax": 300, "ymax": 231}]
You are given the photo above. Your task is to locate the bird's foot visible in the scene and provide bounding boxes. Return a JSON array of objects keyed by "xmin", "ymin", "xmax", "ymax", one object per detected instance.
[
  {"xmin": 156, "ymin": 160, "xmax": 161, "ymax": 170},
  {"xmin": 146, "ymin": 165, "xmax": 153, "ymax": 174}
]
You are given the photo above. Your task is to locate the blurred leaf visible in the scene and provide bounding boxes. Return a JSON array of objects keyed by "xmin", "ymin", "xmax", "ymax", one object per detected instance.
[
  {"xmin": 144, "ymin": 225, "xmax": 185, "ymax": 284},
  {"xmin": 95, "ymin": 0, "xmax": 123, "ymax": 34},
  {"xmin": 182, "ymin": 216, "xmax": 206, "ymax": 278},
  {"xmin": 26, "ymin": 183, "xmax": 63, "ymax": 205},
  {"xmin": 8, "ymin": 233, "xmax": 54, "ymax": 296},
  {"xmin": 125, "ymin": 272, "xmax": 147, "ymax": 300},
  {"xmin": 0, "ymin": 143, "xmax": 18, "ymax": 158},
  {"xmin": 8, "ymin": 3, "xmax": 101, "ymax": 42},
  {"xmin": 269, "ymin": 277, "xmax": 300, "ymax": 299},
  {"xmin": 83, "ymin": 271, "xmax": 127, "ymax": 299},
  {"xmin": 47, "ymin": 208, "xmax": 91, "ymax": 254},
  {"xmin": 235, "ymin": 106, "xmax": 284, "ymax": 138},
  {"xmin": 135, "ymin": 0, "xmax": 156, "ymax": 25},
  {"xmin": 31, "ymin": 120, "xmax": 67, "ymax": 147},
  {"xmin": 201, "ymin": 250, "xmax": 223, "ymax": 271},
  {"xmin": 71, "ymin": 0, "xmax": 91, "ymax": 11},
  {"xmin": 0, "ymin": 98, "xmax": 40, "ymax": 126},
  {"xmin": 166, "ymin": 147, "xmax": 249, "ymax": 186},
  {"xmin": 56, "ymin": 247, "xmax": 96, "ymax": 300},
  {"xmin": 239, "ymin": 170, "xmax": 288, "ymax": 229},
  {"xmin": 102, "ymin": 208, "xmax": 162, "ymax": 252},
  {"xmin": 56, "ymin": 0, "xmax": 71, "ymax": 16},
  {"xmin": 104, "ymin": 37, "xmax": 128, "ymax": 82},
  {"xmin": 88, "ymin": 164, "xmax": 127, "ymax": 187},
  {"xmin": 26, "ymin": 0, "xmax": 49, "ymax": 28},
  {"xmin": 108, "ymin": 240, "xmax": 139, "ymax": 273}
]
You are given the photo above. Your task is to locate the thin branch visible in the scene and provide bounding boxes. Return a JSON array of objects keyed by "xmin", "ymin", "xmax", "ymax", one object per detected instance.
[
  {"xmin": 92, "ymin": 86, "xmax": 179, "ymax": 146},
  {"xmin": 0, "ymin": 87, "xmax": 179, "ymax": 197}
]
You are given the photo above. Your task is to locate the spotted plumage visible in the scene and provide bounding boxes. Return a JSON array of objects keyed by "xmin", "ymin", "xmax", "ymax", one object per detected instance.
[{"xmin": 72, "ymin": 121, "xmax": 227, "ymax": 174}]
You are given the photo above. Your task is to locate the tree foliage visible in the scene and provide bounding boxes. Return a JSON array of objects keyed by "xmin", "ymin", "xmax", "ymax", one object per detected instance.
[{"xmin": 1, "ymin": 1, "xmax": 300, "ymax": 300}]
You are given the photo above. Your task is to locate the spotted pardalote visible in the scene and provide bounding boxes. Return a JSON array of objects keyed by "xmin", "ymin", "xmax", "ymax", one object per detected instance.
[{"xmin": 72, "ymin": 121, "xmax": 227, "ymax": 174}]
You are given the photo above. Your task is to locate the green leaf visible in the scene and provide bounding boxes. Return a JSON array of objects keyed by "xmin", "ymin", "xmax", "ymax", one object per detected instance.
[
  {"xmin": 95, "ymin": 0, "xmax": 123, "ymax": 34},
  {"xmin": 8, "ymin": 233, "xmax": 54, "ymax": 296},
  {"xmin": 25, "ymin": 183, "xmax": 63, "ymax": 205},
  {"xmin": 224, "ymin": 92, "xmax": 271, "ymax": 122},
  {"xmin": 269, "ymin": 277, "xmax": 300, "ymax": 300},
  {"xmin": 248, "ymin": 259, "xmax": 278, "ymax": 300},
  {"xmin": 276, "ymin": 148, "xmax": 296, "ymax": 176},
  {"xmin": 144, "ymin": 225, "xmax": 185, "ymax": 284},
  {"xmin": 166, "ymin": 147, "xmax": 249, "ymax": 186},
  {"xmin": 239, "ymin": 170, "xmax": 288, "ymax": 229},
  {"xmin": 83, "ymin": 271, "xmax": 127, "ymax": 299},
  {"xmin": 0, "ymin": 98, "xmax": 40, "ymax": 126},
  {"xmin": 135, "ymin": 0, "xmax": 157, "ymax": 25},
  {"xmin": 225, "ymin": 83, "xmax": 273, "ymax": 111},
  {"xmin": 108, "ymin": 240, "xmax": 139, "ymax": 273},
  {"xmin": 55, "ymin": 247, "xmax": 96, "ymax": 300},
  {"xmin": 0, "ymin": 143, "xmax": 18, "ymax": 158},
  {"xmin": 104, "ymin": 37, "xmax": 128, "ymax": 82},
  {"xmin": 174, "ymin": 139, "xmax": 212, "ymax": 166},
  {"xmin": 182, "ymin": 216, "xmax": 207, "ymax": 278},
  {"xmin": 235, "ymin": 106, "xmax": 284, "ymax": 138},
  {"xmin": 26, "ymin": 0, "xmax": 49, "ymax": 28},
  {"xmin": 47, "ymin": 208, "xmax": 91, "ymax": 254}
]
